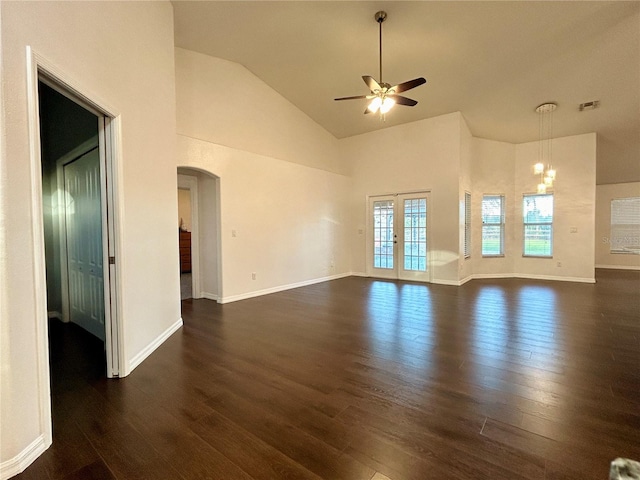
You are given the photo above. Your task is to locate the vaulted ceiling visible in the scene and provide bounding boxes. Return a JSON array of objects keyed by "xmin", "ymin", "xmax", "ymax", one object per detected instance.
[{"xmin": 172, "ymin": 1, "xmax": 640, "ymax": 185}]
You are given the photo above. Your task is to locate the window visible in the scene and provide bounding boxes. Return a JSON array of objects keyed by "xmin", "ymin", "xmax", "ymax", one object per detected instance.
[
  {"xmin": 523, "ymin": 194, "xmax": 553, "ymax": 257},
  {"xmin": 610, "ymin": 197, "xmax": 640, "ymax": 254},
  {"xmin": 464, "ymin": 192, "xmax": 471, "ymax": 258},
  {"xmin": 482, "ymin": 195, "xmax": 504, "ymax": 256}
]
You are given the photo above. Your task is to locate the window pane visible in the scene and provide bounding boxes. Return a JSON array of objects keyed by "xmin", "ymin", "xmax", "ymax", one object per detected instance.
[
  {"xmin": 403, "ymin": 198, "xmax": 427, "ymax": 271},
  {"xmin": 482, "ymin": 226, "xmax": 502, "ymax": 255},
  {"xmin": 373, "ymin": 200, "xmax": 394, "ymax": 269},
  {"xmin": 464, "ymin": 192, "xmax": 471, "ymax": 258},
  {"xmin": 611, "ymin": 197, "xmax": 640, "ymax": 254},
  {"xmin": 482, "ymin": 195, "xmax": 504, "ymax": 256},
  {"xmin": 524, "ymin": 225, "xmax": 552, "ymax": 256},
  {"xmin": 523, "ymin": 194, "xmax": 553, "ymax": 256},
  {"xmin": 482, "ymin": 195, "xmax": 503, "ymax": 223},
  {"xmin": 523, "ymin": 195, "xmax": 553, "ymax": 223}
]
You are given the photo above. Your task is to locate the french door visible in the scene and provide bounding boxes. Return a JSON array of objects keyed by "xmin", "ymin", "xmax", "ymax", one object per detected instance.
[{"xmin": 368, "ymin": 192, "xmax": 431, "ymax": 282}]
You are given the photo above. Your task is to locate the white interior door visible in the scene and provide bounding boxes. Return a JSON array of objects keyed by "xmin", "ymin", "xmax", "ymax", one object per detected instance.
[
  {"xmin": 64, "ymin": 147, "xmax": 105, "ymax": 340},
  {"xmin": 368, "ymin": 192, "xmax": 431, "ymax": 282}
]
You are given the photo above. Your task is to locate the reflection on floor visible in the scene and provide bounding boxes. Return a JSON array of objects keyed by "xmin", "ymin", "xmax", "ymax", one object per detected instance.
[{"xmin": 180, "ymin": 273, "xmax": 192, "ymax": 300}]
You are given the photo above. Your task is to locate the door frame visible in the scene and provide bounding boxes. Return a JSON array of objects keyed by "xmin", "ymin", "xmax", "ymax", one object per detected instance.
[
  {"xmin": 26, "ymin": 47, "xmax": 124, "ymax": 448},
  {"xmin": 366, "ymin": 190, "xmax": 432, "ymax": 282}
]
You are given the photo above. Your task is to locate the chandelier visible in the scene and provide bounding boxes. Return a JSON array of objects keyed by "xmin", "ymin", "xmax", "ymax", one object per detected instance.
[{"xmin": 533, "ymin": 102, "xmax": 557, "ymax": 194}]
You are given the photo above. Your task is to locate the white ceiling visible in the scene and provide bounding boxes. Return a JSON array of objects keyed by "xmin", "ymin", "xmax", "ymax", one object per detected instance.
[{"xmin": 172, "ymin": 1, "xmax": 640, "ymax": 185}]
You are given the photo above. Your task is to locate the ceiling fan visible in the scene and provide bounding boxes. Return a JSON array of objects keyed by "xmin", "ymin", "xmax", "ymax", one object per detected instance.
[{"xmin": 334, "ymin": 11, "xmax": 426, "ymax": 117}]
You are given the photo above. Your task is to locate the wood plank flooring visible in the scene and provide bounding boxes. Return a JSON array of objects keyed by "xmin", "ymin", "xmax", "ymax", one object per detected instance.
[{"xmin": 16, "ymin": 269, "xmax": 640, "ymax": 479}]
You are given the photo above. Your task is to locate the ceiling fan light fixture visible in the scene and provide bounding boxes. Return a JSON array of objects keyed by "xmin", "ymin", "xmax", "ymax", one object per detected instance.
[
  {"xmin": 380, "ymin": 97, "xmax": 395, "ymax": 114},
  {"xmin": 334, "ymin": 11, "xmax": 426, "ymax": 117},
  {"xmin": 368, "ymin": 96, "xmax": 383, "ymax": 113}
]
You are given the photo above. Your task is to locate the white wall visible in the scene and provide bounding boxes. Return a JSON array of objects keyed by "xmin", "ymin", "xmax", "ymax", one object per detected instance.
[
  {"xmin": 175, "ymin": 48, "xmax": 345, "ymax": 176},
  {"xmin": 177, "ymin": 137, "xmax": 351, "ymax": 302},
  {"xmin": 0, "ymin": 1, "xmax": 180, "ymax": 475},
  {"xmin": 470, "ymin": 138, "xmax": 516, "ymax": 276},
  {"xmin": 343, "ymin": 112, "xmax": 463, "ymax": 284},
  {"xmin": 514, "ymin": 133, "xmax": 597, "ymax": 282},
  {"xmin": 459, "ymin": 115, "xmax": 474, "ymax": 281},
  {"xmin": 175, "ymin": 49, "xmax": 351, "ymax": 302},
  {"xmin": 595, "ymin": 182, "xmax": 640, "ymax": 269}
]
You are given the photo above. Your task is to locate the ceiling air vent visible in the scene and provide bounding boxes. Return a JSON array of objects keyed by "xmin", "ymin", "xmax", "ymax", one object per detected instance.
[{"xmin": 579, "ymin": 100, "xmax": 600, "ymax": 111}]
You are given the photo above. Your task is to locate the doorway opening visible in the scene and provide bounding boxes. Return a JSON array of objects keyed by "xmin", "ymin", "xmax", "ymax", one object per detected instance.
[
  {"xmin": 38, "ymin": 76, "xmax": 120, "ymax": 378},
  {"xmin": 177, "ymin": 168, "xmax": 222, "ymax": 303},
  {"xmin": 367, "ymin": 191, "xmax": 432, "ymax": 282}
]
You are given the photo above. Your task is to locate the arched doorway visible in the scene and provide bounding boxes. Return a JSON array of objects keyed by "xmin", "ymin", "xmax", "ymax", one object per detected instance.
[{"xmin": 177, "ymin": 168, "xmax": 222, "ymax": 302}]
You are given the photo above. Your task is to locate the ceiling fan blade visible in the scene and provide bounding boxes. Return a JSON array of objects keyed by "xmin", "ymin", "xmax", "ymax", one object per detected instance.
[
  {"xmin": 391, "ymin": 77, "xmax": 426, "ymax": 94},
  {"xmin": 389, "ymin": 95, "xmax": 418, "ymax": 107},
  {"xmin": 334, "ymin": 95, "xmax": 369, "ymax": 101},
  {"xmin": 362, "ymin": 75, "xmax": 381, "ymax": 92}
]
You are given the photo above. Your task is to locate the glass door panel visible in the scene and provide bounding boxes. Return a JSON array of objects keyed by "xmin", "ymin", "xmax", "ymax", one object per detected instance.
[
  {"xmin": 368, "ymin": 192, "xmax": 431, "ymax": 282},
  {"xmin": 373, "ymin": 199, "xmax": 394, "ymax": 269},
  {"xmin": 398, "ymin": 193, "xmax": 430, "ymax": 282}
]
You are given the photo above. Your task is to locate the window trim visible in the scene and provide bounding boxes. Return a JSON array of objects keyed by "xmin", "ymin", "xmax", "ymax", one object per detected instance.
[
  {"xmin": 482, "ymin": 194, "xmax": 505, "ymax": 257},
  {"xmin": 522, "ymin": 193, "xmax": 554, "ymax": 258}
]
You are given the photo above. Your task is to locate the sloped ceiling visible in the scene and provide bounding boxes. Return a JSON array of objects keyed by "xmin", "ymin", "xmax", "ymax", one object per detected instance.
[{"xmin": 172, "ymin": 1, "xmax": 640, "ymax": 184}]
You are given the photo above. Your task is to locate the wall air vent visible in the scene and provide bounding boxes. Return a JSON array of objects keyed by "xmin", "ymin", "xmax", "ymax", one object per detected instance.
[{"xmin": 579, "ymin": 100, "xmax": 600, "ymax": 111}]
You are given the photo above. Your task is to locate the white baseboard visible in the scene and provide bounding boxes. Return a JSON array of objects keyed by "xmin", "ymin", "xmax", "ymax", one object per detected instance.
[
  {"xmin": 199, "ymin": 292, "xmax": 219, "ymax": 302},
  {"xmin": 128, "ymin": 318, "xmax": 183, "ymax": 373},
  {"xmin": 431, "ymin": 278, "xmax": 461, "ymax": 286},
  {"xmin": 219, "ymin": 272, "xmax": 352, "ymax": 304},
  {"xmin": 471, "ymin": 273, "xmax": 516, "ymax": 280},
  {"xmin": 47, "ymin": 311, "xmax": 63, "ymax": 320},
  {"xmin": 596, "ymin": 264, "xmax": 640, "ymax": 271},
  {"xmin": 432, "ymin": 273, "xmax": 595, "ymax": 285},
  {"xmin": 513, "ymin": 273, "xmax": 595, "ymax": 284},
  {"xmin": 351, "ymin": 271, "xmax": 368, "ymax": 277},
  {"xmin": 0, "ymin": 434, "xmax": 49, "ymax": 480}
]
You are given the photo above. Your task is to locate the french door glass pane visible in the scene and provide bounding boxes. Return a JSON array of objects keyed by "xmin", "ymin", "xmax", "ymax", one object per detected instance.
[
  {"xmin": 373, "ymin": 200, "xmax": 394, "ymax": 269},
  {"xmin": 403, "ymin": 198, "xmax": 427, "ymax": 271}
]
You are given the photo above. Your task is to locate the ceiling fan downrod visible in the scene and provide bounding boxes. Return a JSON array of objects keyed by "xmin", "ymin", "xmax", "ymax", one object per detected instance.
[{"xmin": 375, "ymin": 11, "xmax": 387, "ymax": 85}]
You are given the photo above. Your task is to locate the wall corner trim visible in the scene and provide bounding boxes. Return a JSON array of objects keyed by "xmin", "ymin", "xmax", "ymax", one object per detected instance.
[
  {"xmin": 0, "ymin": 434, "xmax": 49, "ymax": 480},
  {"xmin": 128, "ymin": 318, "xmax": 183, "ymax": 373},
  {"xmin": 199, "ymin": 292, "xmax": 220, "ymax": 302}
]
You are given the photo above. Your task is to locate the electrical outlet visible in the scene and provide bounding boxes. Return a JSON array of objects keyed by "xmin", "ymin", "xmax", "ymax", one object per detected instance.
[{"xmin": 251, "ymin": 272, "xmax": 256, "ymax": 280}]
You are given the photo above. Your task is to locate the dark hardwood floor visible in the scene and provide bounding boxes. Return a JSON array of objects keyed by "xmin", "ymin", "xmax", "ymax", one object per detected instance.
[{"xmin": 17, "ymin": 270, "xmax": 640, "ymax": 480}]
